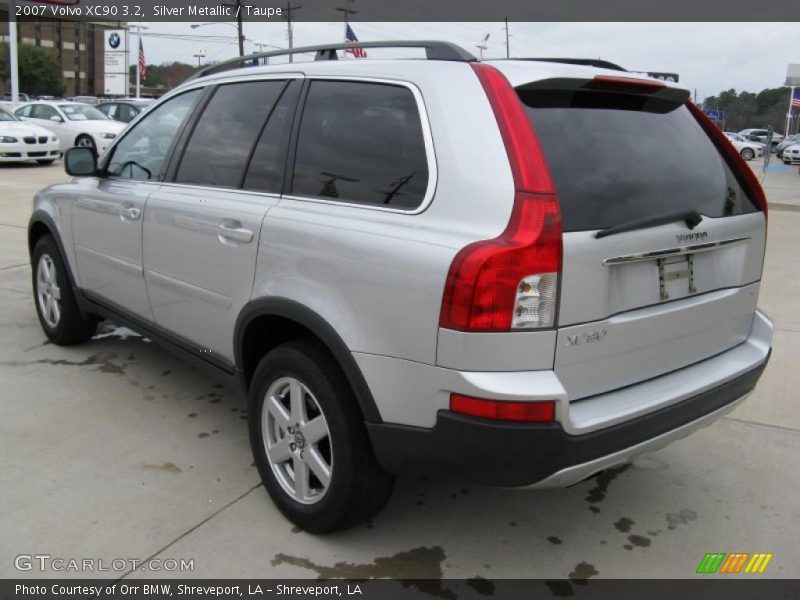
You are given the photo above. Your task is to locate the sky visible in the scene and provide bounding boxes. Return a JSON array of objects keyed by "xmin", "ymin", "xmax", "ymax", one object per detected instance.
[{"xmin": 131, "ymin": 22, "xmax": 798, "ymax": 102}]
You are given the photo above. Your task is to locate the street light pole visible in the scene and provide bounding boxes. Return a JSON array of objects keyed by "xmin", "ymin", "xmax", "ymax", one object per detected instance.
[{"xmin": 8, "ymin": 0, "xmax": 19, "ymax": 107}]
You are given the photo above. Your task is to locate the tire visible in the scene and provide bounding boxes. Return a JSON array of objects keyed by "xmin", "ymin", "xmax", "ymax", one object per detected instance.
[
  {"xmin": 248, "ymin": 340, "xmax": 395, "ymax": 533},
  {"xmin": 36, "ymin": 159, "xmax": 56, "ymax": 165},
  {"xmin": 740, "ymin": 148, "xmax": 755, "ymax": 161},
  {"xmin": 75, "ymin": 134, "xmax": 96, "ymax": 152},
  {"xmin": 32, "ymin": 235, "xmax": 97, "ymax": 345}
]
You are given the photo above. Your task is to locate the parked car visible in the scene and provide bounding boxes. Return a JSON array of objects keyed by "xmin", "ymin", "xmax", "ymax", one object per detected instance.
[
  {"xmin": 0, "ymin": 106, "xmax": 60, "ymax": 164},
  {"xmin": 775, "ymin": 134, "xmax": 800, "ymax": 158},
  {"xmin": 723, "ymin": 132, "xmax": 764, "ymax": 161},
  {"xmin": 738, "ymin": 128, "xmax": 784, "ymax": 151},
  {"xmin": 27, "ymin": 41, "xmax": 772, "ymax": 533},
  {"xmin": 0, "ymin": 92, "xmax": 31, "ymax": 102},
  {"xmin": 781, "ymin": 143, "xmax": 800, "ymax": 164},
  {"xmin": 70, "ymin": 96, "xmax": 100, "ymax": 105},
  {"xmin": 15, "ymin": 101, "xmax": 125, "ymax": 154},
  {"xmin": 96, "ymin": 99, "xmax": 154, "ymax": 123}
]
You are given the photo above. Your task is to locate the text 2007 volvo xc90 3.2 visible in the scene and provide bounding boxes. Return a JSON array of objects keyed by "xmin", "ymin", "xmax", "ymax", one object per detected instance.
[{"xmin": 28, "ymin": 41, "xmax": 772, "ymax": 532}]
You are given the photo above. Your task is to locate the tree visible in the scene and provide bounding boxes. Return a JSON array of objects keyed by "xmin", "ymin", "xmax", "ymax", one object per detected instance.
[
  {"xmin": 703, "ymin": 86, "xmax": 793, "ymax": 133},
  {"xmin": 129, "ymin": 61, "xmax": 198, "ymax": 91},
  {"xmin": 0, "ymin": 43, "xmax": 65, "ymax": 96}
]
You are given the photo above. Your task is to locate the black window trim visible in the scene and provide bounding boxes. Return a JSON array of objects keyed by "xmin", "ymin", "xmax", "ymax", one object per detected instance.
[
  {"xmin": 157, "ymin": 75, "xmax": 301, "ymax": 197},
  {"xmin": 282, "ymin": 76, "xmax": 438, "ymax": 215}
]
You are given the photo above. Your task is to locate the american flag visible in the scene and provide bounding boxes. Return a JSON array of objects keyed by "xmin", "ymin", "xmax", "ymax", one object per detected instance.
[
  {"xmin": 792, "ymin": 88, "xmax": 800, "ymax": 110},
  {"xmin": 344, "ymin": 25, "xmax": 367, "ymax": 58},
  {"xmin": 138, "ymin": 38, "xmax": 147, "ymax": 80}
]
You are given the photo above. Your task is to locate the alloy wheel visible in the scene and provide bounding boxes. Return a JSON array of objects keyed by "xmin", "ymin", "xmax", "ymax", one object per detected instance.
[
  {"xmin": 36, "ymin": 254, "xmax": 61, "ymax": 328},
  {"xmin": 262, "ymin": 376, "xmax": 332, "ymax": 504}
]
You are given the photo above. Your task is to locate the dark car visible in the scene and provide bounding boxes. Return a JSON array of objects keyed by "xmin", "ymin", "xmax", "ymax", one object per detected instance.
[{"xmin": 96, "ymin": 99, "xmax": 154, "ymax": 123}]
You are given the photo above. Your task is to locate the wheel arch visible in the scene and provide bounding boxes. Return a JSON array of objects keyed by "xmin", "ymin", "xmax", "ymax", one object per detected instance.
[
  {"xmin": 235, "ymin": 297, "xmax": 382, "ymax": 423},
  {"xmin": 28, "ymin": 210, "xmax": 78, "ymax": 289}
]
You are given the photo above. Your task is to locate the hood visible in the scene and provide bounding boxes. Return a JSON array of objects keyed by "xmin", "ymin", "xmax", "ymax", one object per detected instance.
[
  {"xmin": 66, "ymin": 119, "xmax": 126, "ymax": 135},
  {"xmin": 0, "ymin": 120, "xmax": 58, "ymax": 138}
]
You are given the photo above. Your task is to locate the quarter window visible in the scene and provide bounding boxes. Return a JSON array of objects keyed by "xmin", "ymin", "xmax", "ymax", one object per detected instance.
[
  {"xmin": 175, "ymin": 81, "xmax": 286, "ymax": 188},
  {"xmin": 291, "ymin": 80, "xmax": 429, "ymax": 209},
  {"xmin": 106, "ymin": 89, "xmax": 201, "ymax": 181}
]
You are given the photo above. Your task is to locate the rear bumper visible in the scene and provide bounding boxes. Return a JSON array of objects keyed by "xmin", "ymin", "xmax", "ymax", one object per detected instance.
[
  {"xmin": 366, "ymin": 310, "xmax": 772, "ymax": 487},
  {"xmin": 367, "ymin": 355, "xmax": 767, "ymax": 486}
]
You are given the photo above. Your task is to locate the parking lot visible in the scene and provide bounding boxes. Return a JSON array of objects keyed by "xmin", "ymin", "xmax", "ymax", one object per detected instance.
[{"xmin": 0, "ymin": 159, "xmax": 798, "ymax": 583}]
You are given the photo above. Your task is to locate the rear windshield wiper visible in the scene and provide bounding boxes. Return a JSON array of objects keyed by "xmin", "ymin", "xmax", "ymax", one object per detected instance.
[{"xmin": 594, "ymin": 209, "xmax": 703, "ymax": 239}]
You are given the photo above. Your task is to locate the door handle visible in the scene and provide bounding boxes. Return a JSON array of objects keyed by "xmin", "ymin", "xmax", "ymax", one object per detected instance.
[
  {"xmin": 119, "ymin": 206, "xmax": 141, "ymax": 221},
  {"xmin": 217, "ymin": 221, "xmax": 254, "ymax": 244}
]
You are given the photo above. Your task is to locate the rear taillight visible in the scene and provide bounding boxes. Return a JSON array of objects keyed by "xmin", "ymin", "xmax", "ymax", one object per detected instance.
[
  {"xmin": 450, "ymin": 393, "xmax": 556, "ymax": 423},
  {"xmin": 439, "ymin": 64, "xmax": 562, "ymax": 332},
  {"xmin": 686, "ymin": 102, "xmax": 768, "ymax": 220}
]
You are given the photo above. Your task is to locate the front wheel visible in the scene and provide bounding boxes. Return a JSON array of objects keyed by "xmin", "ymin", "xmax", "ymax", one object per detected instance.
[
  {"xmin": 32, "ymin": 235, "xmax": 97, "ymax": 345},
  {"xmin": 248, "ymin": 340, "xmax": 394, "ymax": 533},
  {"xmin": 75, "ymin": 134, "xmax": 96, "ymax": 153},
  {"xmin": 740, "ymin": 147, "xmax": 755, "ymax": 161}
]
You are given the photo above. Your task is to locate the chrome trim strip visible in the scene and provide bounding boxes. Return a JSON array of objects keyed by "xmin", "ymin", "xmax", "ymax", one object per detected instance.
[
  {"xmin": 603, "ymin": 237, "xmax": 751, "ymax": 265},
  {"xmin": 525, "ymin": 393, "xmax": 749, "ymax": 489}
]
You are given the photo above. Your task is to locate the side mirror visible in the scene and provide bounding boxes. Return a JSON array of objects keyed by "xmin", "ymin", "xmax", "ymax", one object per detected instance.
[
  {"xmin": 50, "ymin": 115, "xmax": 63, "ymax": 123},
  {"xmin": 64, "ymin": 146, "xmax": 97, "ymax": 177}
]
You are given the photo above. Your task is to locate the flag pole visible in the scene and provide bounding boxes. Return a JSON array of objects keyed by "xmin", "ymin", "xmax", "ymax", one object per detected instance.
[{"xmin": 786, "ymin": 86, "xmax": 795, "ymax": 138}]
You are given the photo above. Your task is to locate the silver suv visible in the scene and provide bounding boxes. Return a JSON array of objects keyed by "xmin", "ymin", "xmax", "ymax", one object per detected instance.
[{"xmin": 28, "ymin": 42, "xmax": 773, "ymax": 533}]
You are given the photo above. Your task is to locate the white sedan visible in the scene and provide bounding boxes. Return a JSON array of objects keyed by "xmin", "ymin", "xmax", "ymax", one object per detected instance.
[
  {"xmin": 723, "ymin": 133, "xmax": 765, "ymax": 161},
  {"xmin": 14, "ymin": 101, "xmax": 125, "ymax": 155},
  {"xmin": 782, "ymin": 144, "xmax": 800, "ymax": 164},
  {"xmin": 0, "ymin": 106, "xmax": 60, "ymax": 164}
]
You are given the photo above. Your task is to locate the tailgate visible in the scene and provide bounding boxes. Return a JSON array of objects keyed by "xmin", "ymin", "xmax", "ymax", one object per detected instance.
[{"xmin": 517, "ymin": 77, "xmax": 767, "ymax": 400}]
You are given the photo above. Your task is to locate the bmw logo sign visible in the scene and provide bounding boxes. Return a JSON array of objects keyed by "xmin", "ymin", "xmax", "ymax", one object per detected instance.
[{"xmin": 108, "ymin": 32, "xmax": 121, "ymax": 49}]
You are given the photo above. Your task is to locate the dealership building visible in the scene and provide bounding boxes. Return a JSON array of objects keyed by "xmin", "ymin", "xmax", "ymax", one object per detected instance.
[{"xmin": 0, "ymin": 9, "xmax": 126, "ymax": 97}]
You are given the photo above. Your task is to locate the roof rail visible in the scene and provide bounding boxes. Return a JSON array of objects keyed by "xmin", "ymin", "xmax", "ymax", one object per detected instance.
[
  {"xmin": 187, "ymin": 41, "xmax": 477, "ymax": 81},
  {"xmin": 507, "ymin": 58, "xmax": 628, "ymax": 72}
]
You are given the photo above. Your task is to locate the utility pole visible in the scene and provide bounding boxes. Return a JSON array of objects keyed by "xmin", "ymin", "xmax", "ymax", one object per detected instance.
[
  {"xmin": 476, "ymin": 33, "xmax": 490, "ymax": 61},
  {"xmin": 504, "ymin": 18, "xmax": 510, "ymax": 59},
  {"xmin": 193, "ymin": 52, "xmax": 207, "ymax": 68},
  {"xmin": 284, "ymin": 3, "xmax": 302, "ymax": 63},
  {"xmin": 236, "ymin": 0, "xmax": 244, "ymax": 57}
]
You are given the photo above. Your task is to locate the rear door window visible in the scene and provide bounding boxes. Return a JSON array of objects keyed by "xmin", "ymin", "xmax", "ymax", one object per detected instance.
[
  {"xmin": 291, "ymin": 80, "xmax": 429, "ymax": 209},
  {"xmin": 518, "ymin": 86, "xmax": 759, "ymax": 232},
  {"xmin": 175, "ymin": 80, "xmax": 286, "ymax": 188}
]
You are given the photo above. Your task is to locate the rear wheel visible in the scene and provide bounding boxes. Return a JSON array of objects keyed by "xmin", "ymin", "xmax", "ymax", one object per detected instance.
[
  {"xmin": 248, "ymin": 340, "xmax": 394, "ymax": 533},
  {"xmin": 740, "ymin": 147, "xmax": 755, "ymax": 161},
  {"xmin": 32, "ymin": 235, "xmax": 97, "ymax": 345}
]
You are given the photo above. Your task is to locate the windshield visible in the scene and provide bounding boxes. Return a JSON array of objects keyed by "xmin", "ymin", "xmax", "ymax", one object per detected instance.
[
  {"xmin": 0, "ymin": 107, "xmax": 18, "ymax": 121},
  {"xmin": 58, "ymin": 104, "xmax": 108, "ymax": 121}
]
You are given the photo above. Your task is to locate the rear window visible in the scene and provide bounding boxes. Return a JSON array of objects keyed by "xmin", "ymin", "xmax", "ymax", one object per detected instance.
[{"xmin": 518, "ymin": 87, "xmax": 759, "ymax": 232}]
